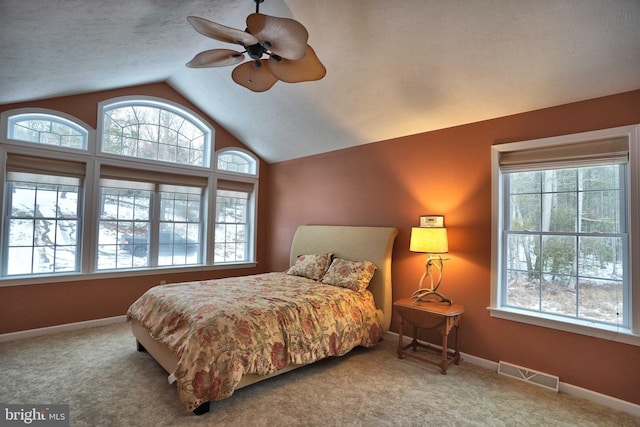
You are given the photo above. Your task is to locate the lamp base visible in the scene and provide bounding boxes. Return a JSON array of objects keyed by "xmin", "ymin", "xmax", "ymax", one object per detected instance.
[{"xmin": 410, "ymin": 288, "xmax": 452, "ymax": 305}]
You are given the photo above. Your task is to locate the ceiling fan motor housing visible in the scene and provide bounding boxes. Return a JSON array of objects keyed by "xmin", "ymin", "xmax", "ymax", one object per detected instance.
[{"xmin": 247, "ymin": 43, "xmax": 265, "ymax": 60}]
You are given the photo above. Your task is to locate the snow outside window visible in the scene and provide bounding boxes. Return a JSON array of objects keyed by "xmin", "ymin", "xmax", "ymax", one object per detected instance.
[
  {"xmin": 215, "ymin": 189, "xmax": 250, "ymax": 263},
  {"xmin": 4, "ymin": 173, "xmax": 81, "ymax": 276},
  {"xmin": 96, "ymin": 179, "xmax": 203, "ymax": 270},
  {"xmin": 1, "ymin": 103, "xmax": 258, "ymax": 283}
]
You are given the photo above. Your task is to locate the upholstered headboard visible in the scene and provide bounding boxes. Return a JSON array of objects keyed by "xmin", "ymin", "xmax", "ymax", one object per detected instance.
[{"xmin": 289, "ymin": 225, "xmax": 398, "ymax": 331}]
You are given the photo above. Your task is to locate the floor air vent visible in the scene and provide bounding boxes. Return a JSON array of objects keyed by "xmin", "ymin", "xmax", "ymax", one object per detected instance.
[{"xmin": 498, "ymin": 361, "xmax": 559, "ymax": 392}]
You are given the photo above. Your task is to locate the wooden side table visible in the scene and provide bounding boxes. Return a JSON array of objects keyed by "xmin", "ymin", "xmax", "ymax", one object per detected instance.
[{"xmin": 393, "ymin": 298, "xmax": 465, "ymax": 374}]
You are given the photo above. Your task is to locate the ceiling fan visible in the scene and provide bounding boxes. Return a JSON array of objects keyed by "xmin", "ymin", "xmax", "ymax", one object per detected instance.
[{"xmin": 186, "ymin": 0, "xmax": 326, "ymax": 92}]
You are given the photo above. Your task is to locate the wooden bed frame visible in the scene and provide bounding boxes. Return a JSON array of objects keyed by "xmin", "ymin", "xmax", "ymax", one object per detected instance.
[{"xmin": 131, "ymin": 225, "xmax": 398, "ymax": 414}]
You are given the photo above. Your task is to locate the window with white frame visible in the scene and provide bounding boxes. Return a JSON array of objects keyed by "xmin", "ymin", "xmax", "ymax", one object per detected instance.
[
  {"xmin": 215, "ymin": 186, "xmax": 250, "ymax": 263},
  {"xmin": 8, "ymin": 112, "xmax": 88, "ymax": 150},
  {"xmin": 490, "ymin": 125, "xmax": 640, "ymax": 344},
  {"xmin": 214, "ymin": 149, "xmax": 258, "ymax": 264},
  {"xmin": 158, "ymin": 185, "xmax": 203, "ymax": 266},
  {"xmin": 101, "ymin": 99, "xmax": 210, "ymax": 167},
  {"xmin": 1, "ymin": 100, "xmax": 259, "ymax": 281},
  {"xmin": 217, "ymin": 149, "xmax": 257, "ymax": 174},
  {"xmin": 4, "ymin": 170, "xmax": 82, "ymax": 276},
  {"xmin": 1, "ymin": 110, "xmax": 89, "ymax": 278},
  {"xmin": 96, "ymin": 173, "xmax": 205, "ymax": 270}
]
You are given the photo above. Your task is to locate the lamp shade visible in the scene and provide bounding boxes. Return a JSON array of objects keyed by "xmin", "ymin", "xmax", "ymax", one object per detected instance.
[{"xmin": 410, "ymin": 227, "xmax": 448, "ymax": 254}]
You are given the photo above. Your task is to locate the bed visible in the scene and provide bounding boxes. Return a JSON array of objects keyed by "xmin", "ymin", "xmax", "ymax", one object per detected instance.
[{"xmin": 127, "ymin": 225, "xmax": 398, "ymax": 415}]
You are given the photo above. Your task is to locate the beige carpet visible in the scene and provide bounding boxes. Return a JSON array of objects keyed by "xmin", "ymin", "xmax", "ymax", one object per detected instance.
[{"xmin": 1, "ymin": 322, "xmax": 638, "ymax": 427}]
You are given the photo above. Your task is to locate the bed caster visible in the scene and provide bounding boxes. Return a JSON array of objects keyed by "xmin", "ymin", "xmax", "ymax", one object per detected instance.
[{"xmin": 193, "ymin": 402, "xmax": 210, "ymax": 415}]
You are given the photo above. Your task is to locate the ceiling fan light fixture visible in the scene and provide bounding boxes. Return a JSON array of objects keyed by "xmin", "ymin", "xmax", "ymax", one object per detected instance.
[
  {"xmin": 232, "ymin": 60, "xmax": 278, "ymax": 92},
  {"xmin": 247, "ymin": 43, "xmax": 265, "ymax": 60},
  {"xmin": 186, "ymin": 0, "xmax": 325, "ymax": 92}
]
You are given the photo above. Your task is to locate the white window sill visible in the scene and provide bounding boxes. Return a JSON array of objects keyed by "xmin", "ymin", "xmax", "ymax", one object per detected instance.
[
  {"xmin": 488, "ymin": 306, "xmax": 640, "ymax": 347},
  {"xmin": 0, "ymin": 262, "xmax": 259, "ymax": 287}
]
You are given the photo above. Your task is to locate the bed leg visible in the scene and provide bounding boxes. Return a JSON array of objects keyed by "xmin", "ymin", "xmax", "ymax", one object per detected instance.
[
  {"xmin": 193, "ymin": 402, "xmax": 210, "ymax": 415},
  {"xmin": 136, "ymin": 340, "xmax": 147, "ymax": 352}
]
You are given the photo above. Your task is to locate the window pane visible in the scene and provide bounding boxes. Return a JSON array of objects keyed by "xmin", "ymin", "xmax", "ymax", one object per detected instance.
[
  {"xmin": 541, "ymin": 235, "xmax": 576, "ymax": 275},
  {"xmin": 506, "ymin": 233, "xmax": 539, "ymax": 272},
  {"xmin": 541, "ymin": 274, "xmax": 577, "ymax": 317},
  {"xmin": 545, "ymin": 192, "xmax": 577, "ymax": 233},
  {"xmin": 580, "ymin": 165, "xmax": 619, "ymax": 191},
  {"xmin": 4, "ymin": 179, "xmax": 81, "ymax": 276},
  {"xmin": 578, "ymin": 278, "xmax": 623, "ymax": 324},
  {"xmin": 510, "ymin": 171, "xmax": 541, "ymax": 194},
  {"xmin": 506, "ymin": 270, "xmax": 540, "ymax": 310},
  {"xmin": 544, "ymin": 168, "xmax": 576, "ymax": 192},
  {"xmin": 8, "ymin": 219, "xmax": 34, "ymax": 246},
  {"xmin": 580, "ymin": 190, "xmax": 620, "ymax": 233},
  {"xmin": 509, "ymin": 194, "xmax": 540, "ymax": 231},
  {"xmin": 579, "ymin": 236, "xmax": 623, "ymax": 281}
]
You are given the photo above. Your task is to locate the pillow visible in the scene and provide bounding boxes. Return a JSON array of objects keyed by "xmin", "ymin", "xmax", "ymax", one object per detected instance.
[
  {"xmin": 320, "ymin": 258, "xmax": 377, "ymax": 293},
  {"xmin": 286, "ymin": 253, "xmax": 333, "ymax": 281}
]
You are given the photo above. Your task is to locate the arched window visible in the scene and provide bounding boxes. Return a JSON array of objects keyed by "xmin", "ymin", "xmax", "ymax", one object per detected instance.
[
  {"xmin": 6, "ymin": 110, "xmax": 89, "ymax": 150},
  {"xmin": 100, "ymin": 97, "xmax": 212, "ymax": 167},
  {"xmin": 216, "ymin": 148, "xmax": 258, "ymax": 175}
]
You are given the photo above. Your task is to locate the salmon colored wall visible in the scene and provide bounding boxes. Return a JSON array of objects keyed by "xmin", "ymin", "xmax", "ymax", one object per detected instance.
[
  {"xmin": 0, "ymin": 83, "xmax": 270, "ymax": 333},
  {"xmin": 265, "ymin": 90, "xmax": 640, "ymax": 405}
]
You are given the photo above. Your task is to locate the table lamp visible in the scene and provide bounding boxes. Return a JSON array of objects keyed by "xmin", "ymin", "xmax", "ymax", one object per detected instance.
[{"xmin": 409, "ymin": 225, "xmax": 451, "ymax": 304}]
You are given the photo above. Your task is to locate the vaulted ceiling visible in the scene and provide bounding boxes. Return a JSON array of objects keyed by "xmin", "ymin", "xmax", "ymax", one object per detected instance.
[{"xmin": 1, "ymin": 0, "xmax": 639, "ymax": 163}]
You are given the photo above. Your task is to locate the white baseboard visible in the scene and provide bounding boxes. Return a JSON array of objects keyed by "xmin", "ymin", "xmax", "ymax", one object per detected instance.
[
  {"xmin": 558, "ymin": 382, "xmax": 640, "ymax": 417},
  {"xmin": 0, "ymin": 315, "xmax": 127, "ymax": 343},
  {"xmin": 384, "ymin": 331, "xmax": 640, "ymax": 418}
]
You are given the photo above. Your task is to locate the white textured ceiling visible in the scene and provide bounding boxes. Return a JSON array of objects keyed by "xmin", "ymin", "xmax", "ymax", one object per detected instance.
[{"xmin": 1, "ymin": 0, "xmax": 639, "ymax": 163}]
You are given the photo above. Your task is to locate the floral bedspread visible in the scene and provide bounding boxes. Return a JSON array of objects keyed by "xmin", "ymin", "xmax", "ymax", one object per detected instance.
[{"xmin": 126, "ymin": 272, "xmax": 383, "ymax": 411}]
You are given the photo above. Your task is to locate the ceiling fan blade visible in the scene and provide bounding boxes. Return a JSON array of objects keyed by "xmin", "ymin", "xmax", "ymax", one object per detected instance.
[
  {"xmin": 246, "ymin": 13, "xmax": 308, "ymax": 60},
  {"xmin": 187, "ymin": 16, "xmax": 259, "ymax": 46},
  {"xmin": 186, "ymin": 49, "xmax": 245, "ymax": 68},
  {"xmin": 232, "ymin": 60, "xmax": 278, "ymax": 92},
  {"xmin": 267, "ymin": 45, "xmax": 326, "ymax": 83}
]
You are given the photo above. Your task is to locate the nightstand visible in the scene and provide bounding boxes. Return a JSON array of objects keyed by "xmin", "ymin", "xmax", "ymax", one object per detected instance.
[{"xmin": 393, "ymin": 298, "xmax": 465, "ymax": 374}]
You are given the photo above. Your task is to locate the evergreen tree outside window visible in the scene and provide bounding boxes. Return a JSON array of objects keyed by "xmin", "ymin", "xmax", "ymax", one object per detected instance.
[{"xmin": 504, "ymin": 165, "xmax": 624, "ymax": 324}]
